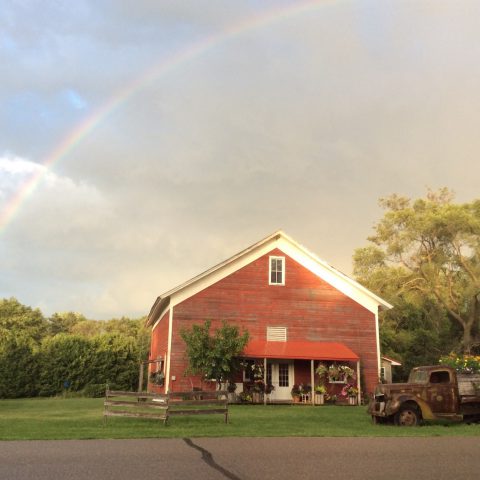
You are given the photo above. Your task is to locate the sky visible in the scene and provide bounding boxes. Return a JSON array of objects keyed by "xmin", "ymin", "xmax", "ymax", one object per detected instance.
[{"xmin": 1, "ymin": 0, "xmax": 480, "ymax": 320}]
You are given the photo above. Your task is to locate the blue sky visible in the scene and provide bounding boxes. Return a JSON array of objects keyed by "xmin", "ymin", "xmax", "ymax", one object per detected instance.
[{"xmin": 1, "ymin": 0, "xmax": 480, "ymax": 319}]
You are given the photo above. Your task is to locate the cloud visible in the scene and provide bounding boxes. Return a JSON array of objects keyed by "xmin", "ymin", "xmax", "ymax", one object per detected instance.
[{"xmin": 1, "ymin": 1, "xmax": 480, "ymax": 318}]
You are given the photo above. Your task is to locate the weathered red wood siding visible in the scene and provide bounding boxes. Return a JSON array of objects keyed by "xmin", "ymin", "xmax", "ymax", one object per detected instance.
[
  {"xmin": 163, "ymin": 249, "xmax": 379, "ymax": 395},
  {"xmin": 148, "ymin": 310, "xmax": 169, "ymax": 394}
]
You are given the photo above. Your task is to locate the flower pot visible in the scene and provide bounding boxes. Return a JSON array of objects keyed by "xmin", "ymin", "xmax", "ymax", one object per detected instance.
[
  {"xmin": 292, "ymin": 395, "xmax": 300, "ymax": 403},
  {"xmin": 348, "ymin": 396, "xmax": 357, "ymax": 405},
  {"xmin": 252, "ymin": 392, "xmax": 263, "ymax": 404},
  {"xmin": 315, "ymin": 393, "xmax": 325, "ymax": 405}
]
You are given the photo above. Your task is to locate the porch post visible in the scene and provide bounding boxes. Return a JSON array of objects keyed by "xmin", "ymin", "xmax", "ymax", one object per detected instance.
[
  {"xmin": 264, "ymin": 357, "xmax": 267, "ymax": 405},
  {"xmin": 311, "ymin": 359, "xmax": 315, "ymax": 405},
  {"xmin": 138, "ymin": 361, "xmax": 144, "ymax": 393},
  {"xmin": 356, "ymin": 360, "xmax": 361, "ymax": 405}
]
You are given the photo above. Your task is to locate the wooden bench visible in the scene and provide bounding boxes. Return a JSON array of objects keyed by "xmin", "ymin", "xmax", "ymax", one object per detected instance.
[
  {"xmin": 168, "ymin": 390, "xmax": 229, "ymax": 424},
  {"xmin": 104, "ymin": 390, "xmax": 168, "ymax": 425},
  {"xmin": 104, "ymin": 390, "xmax": 228, "ymax": 425}
]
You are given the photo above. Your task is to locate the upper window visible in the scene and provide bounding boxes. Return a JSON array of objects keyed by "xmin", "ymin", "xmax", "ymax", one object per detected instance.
[{"xmin": 269, "ymin": 256, "xmax": 285, "ymax": 285}]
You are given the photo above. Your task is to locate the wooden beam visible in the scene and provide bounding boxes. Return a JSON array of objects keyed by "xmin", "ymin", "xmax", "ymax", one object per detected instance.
[
  {"xmin": 264, "ymin": 357, "xmax": 267, "ymax": 405},
  {"xmin": 357, "ymin": 361, "xmax": 361, "ymax": 405},
  {"xmin": 311, "ymin": 359, "xmax": 315, "ymax": 405},
  {"xmin": 138, "ymin": 362, "xmax": 144, "ymax": 393}
]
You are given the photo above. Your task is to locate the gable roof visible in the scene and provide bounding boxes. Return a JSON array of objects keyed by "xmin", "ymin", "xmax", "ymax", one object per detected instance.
[{"xmin": 146, "ymin": 230, "xmax": 392, "ymax": 327}]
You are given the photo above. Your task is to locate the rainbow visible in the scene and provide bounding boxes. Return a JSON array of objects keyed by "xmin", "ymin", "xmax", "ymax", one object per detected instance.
[{"xmin": 0, "ymin": 0, "xmax": 331, "ymax": 233}]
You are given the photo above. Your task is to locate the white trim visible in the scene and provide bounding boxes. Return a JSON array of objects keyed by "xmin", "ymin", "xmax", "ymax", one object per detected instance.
[
  {"xmin": 148, "ymin": 230, "xmax": 393, "ymax": 323},
  {"xmin": 165, "ymin": 307, "xmax": 173, "ymax": 393},
  {"xmin": 375, "ymin": 309, "xmax": 381, "ymax": 377},
  {"xmin": 269, "ymin": 255, "xmax": 285, "ymax": 285}
]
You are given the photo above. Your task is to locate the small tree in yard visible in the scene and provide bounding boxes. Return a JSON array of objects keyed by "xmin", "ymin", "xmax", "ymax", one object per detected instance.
[{"xmin": 180, "ymin": 320, "xmax": 249, "ymax": 388}]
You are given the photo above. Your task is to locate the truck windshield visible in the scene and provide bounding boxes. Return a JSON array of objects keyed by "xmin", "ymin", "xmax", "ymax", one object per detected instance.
[{"xmin": 408, "ymin": 370, "xmax": 429, "ymax": 383}]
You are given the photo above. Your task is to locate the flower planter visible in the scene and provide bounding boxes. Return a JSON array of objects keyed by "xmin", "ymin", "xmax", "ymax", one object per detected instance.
[
  {"xmin": 348, "ymin": 396, "xmax": 357, "ymax": 406},
  {"xmin": 252, "ymin": 392, "xmax": 264, "ymax": 404},
  {"xmin": 315, "ymin": 393, "xmax": 325, "ymax": 405}
]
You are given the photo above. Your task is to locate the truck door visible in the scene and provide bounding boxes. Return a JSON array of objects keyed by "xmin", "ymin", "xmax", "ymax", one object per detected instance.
[{"xmin": 428, "ymin": 370, "xmax": 456, "ymax": 414}]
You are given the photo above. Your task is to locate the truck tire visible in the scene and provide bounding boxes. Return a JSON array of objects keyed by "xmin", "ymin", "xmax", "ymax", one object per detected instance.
[{"xmin": 394, "ymin": 404, "xmax": 421, "ymax": 426}]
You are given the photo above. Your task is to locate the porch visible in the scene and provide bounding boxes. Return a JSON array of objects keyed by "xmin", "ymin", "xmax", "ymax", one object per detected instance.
[{"xmin": 232, "ymin": 340, "xmax": 361, "ymax": 406}]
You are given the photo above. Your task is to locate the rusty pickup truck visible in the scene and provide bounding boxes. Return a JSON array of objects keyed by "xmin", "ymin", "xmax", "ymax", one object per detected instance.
[{"xmin": 368, "ymin": 365, "xmax": 480, "ymax": 426}]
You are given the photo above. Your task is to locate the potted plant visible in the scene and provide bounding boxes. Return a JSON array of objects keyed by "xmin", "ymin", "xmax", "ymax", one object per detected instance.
[
  {"xmin": 314, "ymin": 385, "xmax": 326, "ymax": 405},
  {"xmin": 251, "ymin": 380, "xmax": 265, "ymax": 403},
  {"xmin": 347, "ymin": 385, "xmax": 358, "ymax": 405},
  {"xmin": 328, "ymin": 364, "xmax": 342, "ymax": 382},
  {"xmin": 151, "ymin": 370, "xmax": 165, "ymax": 387},
  {"xmin": 226, "ymin": 381, "xmax": 237, "ymax": 403},
  {"xmin": 291, "ymin": 384, "xmax": 301, "ymax": 403},
  {"xmin": 299, "ymin": 383, "xmax": 312, "ymax": 403}
]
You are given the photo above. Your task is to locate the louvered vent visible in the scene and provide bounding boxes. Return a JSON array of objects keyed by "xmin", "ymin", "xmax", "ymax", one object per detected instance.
[{"xmin": 267, "ymin": 326, "xmax": 287, "ymax": 342}]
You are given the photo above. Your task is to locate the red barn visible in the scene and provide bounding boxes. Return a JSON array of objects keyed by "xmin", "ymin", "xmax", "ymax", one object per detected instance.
[{"xmin": 146, "ymin": 231, "xmax": 391, "ymax": 403}]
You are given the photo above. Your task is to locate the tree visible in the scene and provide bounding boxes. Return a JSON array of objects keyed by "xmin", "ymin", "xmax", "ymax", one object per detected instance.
[
  {"xmin": 0, "ymin": 334, "xmax": 39, "ymax": 398},
  {"xmin": 47, "ymin": 312, "xmax": 86, "ymax": 336},
  {"xmin": 354, "ymin": 188, "xmax": 480, "ymax": 354},
  {"xmin": 0, "ymin": 297, "xmax": 47, "ymax": 344},
  {"xmin": 180, "ymin": 320, "xmax": 249, "ymax": 387}
]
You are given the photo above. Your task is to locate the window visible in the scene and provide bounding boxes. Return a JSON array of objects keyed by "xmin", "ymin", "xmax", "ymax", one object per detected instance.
[
  {"xmin": 269, "ymin": 256, "xmax": 285, "ymax": 285},
  {"xmin": 279, "ymin": 363, "xmax": 289, "ymax": 387},
  {"xmin": 430, "ymin": 371, "xmax": 450, "ymax": 384}
]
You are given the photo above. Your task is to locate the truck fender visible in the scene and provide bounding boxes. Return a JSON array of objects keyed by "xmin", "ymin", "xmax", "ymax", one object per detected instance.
[{"xmin": 393, "ymin": 394, "xmax": 435, "ymax": 420}]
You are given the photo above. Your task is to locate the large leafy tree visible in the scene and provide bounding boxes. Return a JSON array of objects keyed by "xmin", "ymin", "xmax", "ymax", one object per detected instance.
[
  {"xmin": 180, "ymin": 320, "xmax": 249, "ymax": 387},
  {"xmin": 0, "ymin": 297, "xmax": 48, "ymax": 344},
  {"xmin": 354, "ymin": 188, "xmax": 480, "ymax": 354}
]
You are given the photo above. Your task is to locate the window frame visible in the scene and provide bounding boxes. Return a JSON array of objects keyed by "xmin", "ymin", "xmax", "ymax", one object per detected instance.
[{"xmin": 269, "ymin": 256, "xmax": 285, "ymax": 286}]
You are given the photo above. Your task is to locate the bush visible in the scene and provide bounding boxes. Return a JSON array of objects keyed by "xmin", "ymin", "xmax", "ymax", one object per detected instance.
[{"xmin": 82, "ymin": 384, "xmax": 107, "ymax": 398}]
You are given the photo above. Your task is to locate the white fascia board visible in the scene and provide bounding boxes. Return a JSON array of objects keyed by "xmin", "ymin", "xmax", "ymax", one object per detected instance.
[{"xmin": 277, "ymin": 238, "xmax": 388, "ymax": 315}]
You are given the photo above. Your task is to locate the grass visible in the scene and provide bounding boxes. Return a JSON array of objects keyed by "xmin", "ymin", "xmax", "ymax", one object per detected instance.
[{"xmin": 0, "ymin": 397, "xmax": 479, "ymax": 440}]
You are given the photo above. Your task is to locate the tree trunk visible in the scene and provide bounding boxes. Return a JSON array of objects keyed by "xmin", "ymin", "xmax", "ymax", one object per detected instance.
[{"xmin": 463, "ymin": 327, "xmax": 472, "ymax": 355}]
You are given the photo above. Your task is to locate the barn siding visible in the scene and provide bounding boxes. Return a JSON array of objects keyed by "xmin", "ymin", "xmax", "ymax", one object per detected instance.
[{"xmin": 164, "ymin": 249, "xmax": 379, "ymax": 395}]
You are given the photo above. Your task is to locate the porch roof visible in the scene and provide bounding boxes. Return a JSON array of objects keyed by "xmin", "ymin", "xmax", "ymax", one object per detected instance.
[{"xmin": 242, "ymin": 340, "xmax": 359, "ymax": 361}]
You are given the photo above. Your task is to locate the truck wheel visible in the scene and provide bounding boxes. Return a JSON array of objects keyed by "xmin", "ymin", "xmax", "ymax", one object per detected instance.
[{"xmin": 394, "ymin": 405, "xmax": 421, "ymax": 426}]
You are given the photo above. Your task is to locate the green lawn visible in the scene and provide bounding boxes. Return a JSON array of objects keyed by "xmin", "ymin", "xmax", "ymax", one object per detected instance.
[{"xmin": 0, "ymin": 397, "xmax": 479, "ymax": 440}]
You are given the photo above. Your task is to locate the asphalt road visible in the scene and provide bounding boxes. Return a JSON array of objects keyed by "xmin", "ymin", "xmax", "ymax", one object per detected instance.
[{"xmin": 1, "ymin": 437, "xmax": 479, "ymax": 480}]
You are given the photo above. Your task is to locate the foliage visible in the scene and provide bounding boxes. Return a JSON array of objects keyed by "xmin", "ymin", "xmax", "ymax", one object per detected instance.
[
  {"xmin": 291, "ymin": 384, "xmax": 301, "ymax": 397},
  {"xmin": 37, "ymin": 334, "xmax": 96, "ymax": 396},
  {"xmin": 0, "ymin": 297, "xmax": 48, "ymax": 344},
  {"xmin": 151, "ymin": 370, "xmax": 165, "ymax": 386},
  {"xmin": 439, "ymin": 353, "xmax": 480, "ymax": 374},
  {"xmin": 326, "ymin": 364, "xmax": 356, "ymax": 382},
  {"xmin": 0, "ymin": 297, "xmax": 149, "ymax": 398},
  {"xmin": 354, "ymin": 189, "xmax": 480, "ymax": 368},
  {"xmin": 314, "ymin": 385, "xmax": 326, "ymax": 394},
  {"xmin": 47, "ymin": 312, "xmax": 86, "ymax": 336},
  {"xmin": 315, "ymin": 363, "xmax": 328, "ymax": 378},
  {"xmin": 82, "ymin": 383, "xmax": 106, "ymax": 398},
  {"xmin": 0, "ymin": 334, "xmax": 39, "ymax": 398},
  {"xmin": 180, "ymin": 319, "xmax": 249, "ymax": 387}
]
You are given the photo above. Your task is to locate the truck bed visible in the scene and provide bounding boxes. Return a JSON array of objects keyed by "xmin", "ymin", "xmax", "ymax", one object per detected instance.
[{"xmin": 458, "ymin": 373, "xmax": 480, "ymax": 397}]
